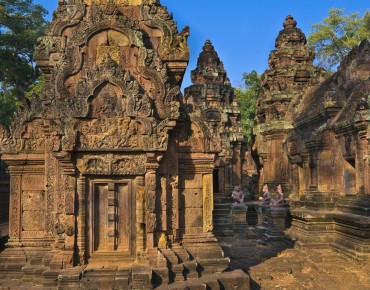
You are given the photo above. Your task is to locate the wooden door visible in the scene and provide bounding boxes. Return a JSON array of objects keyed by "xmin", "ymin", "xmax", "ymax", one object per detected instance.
[{"xmin": 89, "ymin": 179, "xmax": 134, "ymax": 256}]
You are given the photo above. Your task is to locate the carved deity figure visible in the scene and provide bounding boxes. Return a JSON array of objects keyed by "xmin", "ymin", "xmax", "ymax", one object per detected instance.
[
  {"xmin": 259, "ymin": 184, "xmax": 271, "ymax": 206},
  {"xmin": 231, "ymin": 185, "xmax": 244, "ymax": 204},
  {"xmin": 272, "ymin": 184, "xmax": 285, "ymax": 207}
]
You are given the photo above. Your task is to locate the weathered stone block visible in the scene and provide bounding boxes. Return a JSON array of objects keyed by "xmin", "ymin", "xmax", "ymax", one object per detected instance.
[{"xmin": 217, "ymin": 269, "xmax": 250, "ymax": 290}]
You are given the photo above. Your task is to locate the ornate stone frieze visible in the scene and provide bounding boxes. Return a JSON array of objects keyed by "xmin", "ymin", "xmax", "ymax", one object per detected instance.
[{"xmin": 77, "ymin": 153, "xmax": 146, "ymax": 175}]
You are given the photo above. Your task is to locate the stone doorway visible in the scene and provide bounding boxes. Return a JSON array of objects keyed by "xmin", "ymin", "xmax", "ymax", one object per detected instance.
[{"xmin": 87, "ymin": 178, "xmax": 135, "ymax": 260}]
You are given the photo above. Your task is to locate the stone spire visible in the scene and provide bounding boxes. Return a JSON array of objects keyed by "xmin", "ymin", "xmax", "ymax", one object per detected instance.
[
  {"xmin": 257, "ymin": 15, "xmax": 320, "ymax": 125},
  {"xmin": 184, "ymin": 40, "xmax": 244, "ymax": 196},
  {"xmin": 275, "ymin": 15, "xmax": 307, "ymax": 49},
  {"xmin": 253, "ymin": 15, "xmax": 323, "ymax": 193},
  {"xmin": 190, "ymin": 40, "xmax": 229, "ymax": 86},
  {"xmin": 269, "ymin": 15, "xmax": 314, "ymax": 72}
]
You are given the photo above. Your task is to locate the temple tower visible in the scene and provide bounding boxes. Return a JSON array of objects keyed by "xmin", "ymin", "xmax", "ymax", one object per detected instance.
[
  {"xmin": 184, "ymin": 40, "xmax": 244, "ymax": 197},
  {"xmin": 253, "ymin": 15, "xmax": 322, "ymax": 193}
]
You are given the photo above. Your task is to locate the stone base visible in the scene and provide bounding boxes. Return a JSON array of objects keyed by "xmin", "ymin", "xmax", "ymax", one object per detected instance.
[
  {"xmin": 0, "ymin": 237, "xmax": 250, "ymax": 289},
  {"xmin": 289, "ymin": 207, "xmax": 370, "ymax": 260},
  {"xmin": 156, "ymin": 270, "xmax": 250, "ymax": 290},
  {"xmin": 255, "ymin": 206, "xmax": 290, "ymax": 241},
  {"xmin": 231, "ymin": 204, "xmax": 249, "ymax": 233}
]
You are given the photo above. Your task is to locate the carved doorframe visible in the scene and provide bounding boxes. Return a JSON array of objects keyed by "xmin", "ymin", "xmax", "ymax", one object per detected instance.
[{"xmin": 86, "ymin": 177, "xmax": 136, "ymax": 258}]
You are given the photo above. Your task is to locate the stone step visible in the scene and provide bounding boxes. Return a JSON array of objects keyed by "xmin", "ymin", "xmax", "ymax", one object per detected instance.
[
  {"xmin": 171, "ymin": 246, "xmax": 191, "ymax": 263},
  {"xmin": 182, "ymin": 261, "xmax": 198, "ymax": 279},
  {"xmin": 87, "ymin": 253, "xmax": 135, "ymax": 264},
  {"xmin": 213, "ymin": 224, "xmax": 233, "ymax": 230},
  {"xmin": 212, "ymin": 229, "xmax": 234, "ymax": 237},
  {"xmin": 152, "ymin": 267, "xmax": 170, "ymax": 287},
  {"xmin": 159, "ymin": 249, "xmax": 179, "ymax": 265},
  {"xmin": 42, "ymin": 269, "xmax": 60, "ymax": 288},
  {"xmin": 131, "ymin": 266, "xmax": 152, "ymax": 290},
  {"xmin": 214, "ymin": 203, "xmax": 232, "ymax": 209},
  {"xmin": 213, "ymin": 214, "xmax": 230, "ymax": 219},
  {"xmin": 213, "ymin": 208, "xmax": 230, "ymax": 213},
  {"xmin": 171, "ymin": 263, "xmax": 185, "ymax": 282},
  {"xmin": 213, "ymin": 218, "xmax": 232, "ymax": 225}
]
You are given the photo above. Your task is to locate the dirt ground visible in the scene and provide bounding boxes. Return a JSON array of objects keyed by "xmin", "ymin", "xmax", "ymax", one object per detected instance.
[{"xmin": 218, "ymin": 229, "xmax": 370, "ymax": 290}]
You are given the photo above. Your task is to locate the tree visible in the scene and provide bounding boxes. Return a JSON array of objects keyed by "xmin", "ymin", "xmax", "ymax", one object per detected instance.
[
  {"xmin": 308, "ymin": 8, "xmax": 370, "ymax": 71},
  {"xmin": 235, "ymin": 70, "xmax": 262, "ymax": 146},
  {"xmin": 0, "ymin": 0, "xmax": 48, "ymax": 126}
]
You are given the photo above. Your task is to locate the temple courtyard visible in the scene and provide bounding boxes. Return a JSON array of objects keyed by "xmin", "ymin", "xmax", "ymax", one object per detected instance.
[
  {"xmin": 220, "ymin": 229, "xmax": 370, "ymax": 290},
  {"xmin": 1, "ymin": 225, "xmax": 370, "ymax": 289}
]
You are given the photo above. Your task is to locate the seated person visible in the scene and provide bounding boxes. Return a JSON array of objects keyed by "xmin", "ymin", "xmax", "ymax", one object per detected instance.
[
  {"xmin": 259, "ymin": 184, "xmax": 271, "ymax": 206},
  {"xmin": 272, "ymin": 184, "xmax": 285, "ymax": 207},
  {"xmin": 232, "ymin": 185, "xmax": 244, "ymax": 204}
]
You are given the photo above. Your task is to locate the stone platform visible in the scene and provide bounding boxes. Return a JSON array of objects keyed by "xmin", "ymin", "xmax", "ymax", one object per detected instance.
[
  {"xmin": 0, "ymin": 241, "xmax": 250, "ymax": 289},
  {"xmin": 218, "ymin": 229, "xmax": 370, "ymax": 290},
  {"xmin": 212, "ymin": 201, "xmax": 258, "ymax": 237}
]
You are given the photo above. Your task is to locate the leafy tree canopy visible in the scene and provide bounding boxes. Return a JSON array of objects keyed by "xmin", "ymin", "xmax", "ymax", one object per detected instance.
[
  {"xmin": 235, "ymin": 70, "xmax": 262, "ymax": 146},
  {"xmin": 0, "ymin": 0, "xmax": 47, "ymax": 126},
  {"xmin": 308, "ymin": 8, "xmax": 370, "ymax": 71}
]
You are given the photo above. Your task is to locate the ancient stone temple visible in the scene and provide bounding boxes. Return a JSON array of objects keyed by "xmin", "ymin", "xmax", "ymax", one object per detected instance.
[
  {"xmin": 0, "ymin": 0, "xmax": 248, "ymax": 288},
  {"xmin": 253, "ymin": 15, "xmax": 324, "ymax": 193},
  {"xmin": 253, "ymin": 15, "xmax": 370, "ymax": 259},
  {"xmin": 287, "ymin": 40, "xmax": 370, "ymax": 259},
  {"xmin": 184, "ymin": 40, "xmax": 244, "ymax": 198}
]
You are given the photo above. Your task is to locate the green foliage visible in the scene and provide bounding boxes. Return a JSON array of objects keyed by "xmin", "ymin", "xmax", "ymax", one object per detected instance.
[
  {"xmin": 235, "ymin": 70, "xmax": 262, "ymax": 146},
  {"xmin": 0, "ymin": 0, "xmax": 47, "ymax": 126},
  {"xmin": 24, "ymin": 73, "xmax": 46, "ymax": 100},
  {"xmin": 308, "ymin": 8, "xmax": 370, "ymax": 71},
  {"xmin": 0, "ymin": 93, "xmax": 17, "ymax": 127}
]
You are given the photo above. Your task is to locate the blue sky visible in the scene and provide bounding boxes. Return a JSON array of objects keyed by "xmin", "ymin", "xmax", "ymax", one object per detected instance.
[{"xmin": 34, "ymin": 0, "xmax": 369, "ymax": 90}]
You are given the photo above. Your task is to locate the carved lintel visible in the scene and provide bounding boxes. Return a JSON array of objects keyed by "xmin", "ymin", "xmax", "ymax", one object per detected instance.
[{"xmin": 77, "ymin": 153, "xmax": 146, "ymax": 175}]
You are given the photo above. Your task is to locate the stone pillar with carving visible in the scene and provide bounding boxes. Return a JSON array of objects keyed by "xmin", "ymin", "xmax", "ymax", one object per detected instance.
[
  {"xmin": 203, "ymin": 173, "xmax": 214, "ymax": 233},
  {"xmin": 76, "ymin": 175, "xmax": 87, "ymax": 264},
  {"xmin": 8, "ymin": 174, "xmax": 21, "ymax": 244},
  {"xmin": 145, "ymin": 153, "xmax": 161, "ymax": 249},
  {"xmin": 135, "ymin": 175, "xmax": 146, "ymax": 260},
  {"xmin": 356, "ymin": 119, "xmax": 370, "ymax": 195}
]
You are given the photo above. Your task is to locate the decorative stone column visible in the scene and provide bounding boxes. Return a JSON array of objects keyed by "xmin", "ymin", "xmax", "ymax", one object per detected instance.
[
  {"xmin": 135, "ymin": 175, "xmax": 146, "ymax": 260},
  {"xmin": 76, "ymin": 175, "xmax": 87, "ymax": 264},
  {"xmin": 145, "ymin": 153, "xmax": 162, "ymax": 249},
  {"xmin": 203, "ymin": 173, "xmax": 213, "ymax": 233},
  {"xmin": 8, "ymin": 174, "xmax": 21, "ymax": 244}
]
